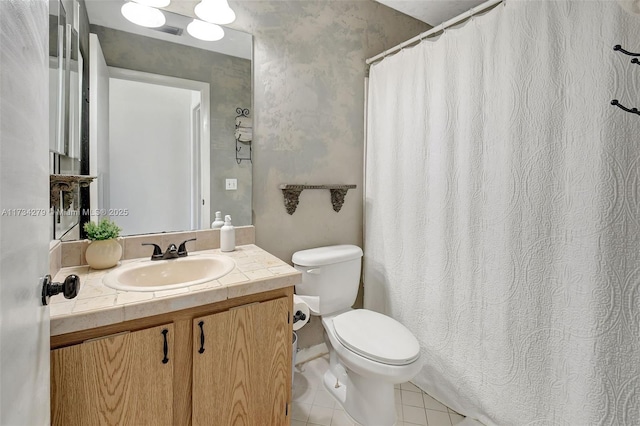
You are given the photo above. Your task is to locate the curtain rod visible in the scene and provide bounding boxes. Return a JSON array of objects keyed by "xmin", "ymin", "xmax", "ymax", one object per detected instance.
[{"xmin": 366, "ymin": 0, "xmax": 504, "ymax": 65}]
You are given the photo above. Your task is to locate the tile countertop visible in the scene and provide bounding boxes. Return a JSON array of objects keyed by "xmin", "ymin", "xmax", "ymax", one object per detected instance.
[{"xmin": 49, "ymin": 244, "xmax": 301, "ymax": 336}]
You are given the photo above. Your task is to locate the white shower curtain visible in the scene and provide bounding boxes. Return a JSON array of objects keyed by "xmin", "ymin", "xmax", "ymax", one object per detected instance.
[{"xmin": 365, "ymin": 1, "xmax": 640, "ymax": 424}]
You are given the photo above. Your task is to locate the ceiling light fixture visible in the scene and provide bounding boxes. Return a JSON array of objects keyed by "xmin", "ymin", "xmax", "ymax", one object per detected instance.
[
  {"xmin": 132, "ymin": 0, "xmax": 171, "ymax": 8},
  {"xmin": 194, "ymin": 0, "xmax": 236, "ymax": 25},
  {"xmin": 187, "ymin": 19, "xmax": 225, "ymax": 41},
  {"xmin": 121, "ymin": 1, "xmax": 166, "ymax": 28}
]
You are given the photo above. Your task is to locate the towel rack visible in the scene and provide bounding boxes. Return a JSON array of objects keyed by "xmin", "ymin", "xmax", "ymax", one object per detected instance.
[
  {"xmin": 235, "ymin": 107, "xmax": 252, "ymax": 164},
  {"xmin": 611, "ymin": 45, "xmax": 640, "ymax": 116},
  {"xmin": 279, "ymin": 184, "xmax": 357, "ymax": 215}
]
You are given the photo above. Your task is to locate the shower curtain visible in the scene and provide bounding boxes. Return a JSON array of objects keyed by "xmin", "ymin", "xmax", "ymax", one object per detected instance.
[{"xmin": 364, "ymin": 1, "xmax": 640, "ymax": 424}]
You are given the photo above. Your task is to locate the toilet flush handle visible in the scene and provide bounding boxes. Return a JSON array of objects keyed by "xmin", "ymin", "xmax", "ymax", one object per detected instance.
[{"xmin": 306, "ymin": 268, "xmax": 321, "ymax": 274}]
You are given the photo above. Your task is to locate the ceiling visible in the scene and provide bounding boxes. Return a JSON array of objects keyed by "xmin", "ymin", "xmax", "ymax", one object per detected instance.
[
  {"xmin": 85, "ymin": 0, "xmax": 488, "ymax": 58},
  {"xmin": 375, "ymin": 0, "xmax": 487, "ymax": 26},
  {"xmin": 85, "ymin": 1, "xmax": 252, "ymax": 59}
]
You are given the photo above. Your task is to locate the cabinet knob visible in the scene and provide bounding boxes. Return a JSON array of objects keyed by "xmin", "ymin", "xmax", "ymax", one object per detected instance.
[{"xmin": 41, "ymin": 274, "xmax": 80, "ymax": 306}]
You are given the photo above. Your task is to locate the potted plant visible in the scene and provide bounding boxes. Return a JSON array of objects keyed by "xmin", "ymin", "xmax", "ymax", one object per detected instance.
[{"xmin": 83, "ymin": 218, "xmax": 123, "ymax": 269}]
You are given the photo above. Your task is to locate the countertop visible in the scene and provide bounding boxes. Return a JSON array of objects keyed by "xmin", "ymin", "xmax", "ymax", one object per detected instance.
[{"xmin": 49, "ymin": 244, "xmax": 301, "ymax": 336}]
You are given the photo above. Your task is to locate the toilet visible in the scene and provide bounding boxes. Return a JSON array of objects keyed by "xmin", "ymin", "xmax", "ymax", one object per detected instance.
[{"xmin": 292, "ymin": 245, "xmax": 422, "ymax": 426}]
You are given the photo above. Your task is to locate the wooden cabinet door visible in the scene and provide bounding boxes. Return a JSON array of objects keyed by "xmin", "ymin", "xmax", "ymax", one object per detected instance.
[
  {"xmin": 192, "ymin": 297, "xmax": 291, "ymax": 426},
  {"xmin": 51, "ymin": 324, "xmax": 174, "ymax": 426}
]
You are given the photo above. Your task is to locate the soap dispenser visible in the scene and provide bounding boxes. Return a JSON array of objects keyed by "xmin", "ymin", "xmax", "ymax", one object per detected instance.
[
  {"xmin": 220, "ymin": 215, "xmax": 235, "ymax": 252},
  {"xmin": 211, "ymin": 211, "xmax": 224, "ymax": 229}
]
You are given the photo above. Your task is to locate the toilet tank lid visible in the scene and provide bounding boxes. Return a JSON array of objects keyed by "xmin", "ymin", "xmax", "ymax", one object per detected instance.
[{"xmin": 292, "ymin": 245, "xmax": 363, "ymax": 267}]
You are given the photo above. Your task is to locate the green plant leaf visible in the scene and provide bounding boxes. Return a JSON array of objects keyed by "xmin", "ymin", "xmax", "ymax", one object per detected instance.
[{"xmin": 83, "ymin": 218, "xmax": 121, "ymax": 241}]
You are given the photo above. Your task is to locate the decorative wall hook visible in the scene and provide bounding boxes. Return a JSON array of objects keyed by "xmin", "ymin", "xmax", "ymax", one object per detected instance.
[
  {"xmin": 235, "ymin": 107, "xmax": 252, "ymax": 165},
  {"xmin": 611, "ymin": 45, "xmax": 640, "ymax": 116},
  {"xmin": 614, "ymin": 45, "xmax": 640, "ymax": 66},
  {"xmin": 613, "ymin": 44, "xmax": 640, "ymax": 57},
  {"xmin": 279, "ymin": 184, "xmax": 357, "ymax": 215},
  {"xmin": 611, "ymin": 99, "xmax": 640, "ymax": 116}
]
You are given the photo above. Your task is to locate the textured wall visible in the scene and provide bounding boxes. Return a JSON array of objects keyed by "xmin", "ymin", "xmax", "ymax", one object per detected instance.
[
  {"xmin": 230, "ymin": 1, "xmax": 427, "ymax": 261},
  {"xmin": 91, "ymin": 25, "xmax": 252, "ymax": 227},
  {"xmin": 146, "ymin": 0, "xmax": 427, "ymax": 348},
  {"xmin": 228, "ymin": 0, "xmax": 429, "ymax": 348}
]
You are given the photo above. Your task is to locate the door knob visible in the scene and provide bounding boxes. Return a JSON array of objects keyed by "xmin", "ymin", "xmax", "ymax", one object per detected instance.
[{"xmin": 41, "ymin": 274, "xmax": 80, "ymax": 306}]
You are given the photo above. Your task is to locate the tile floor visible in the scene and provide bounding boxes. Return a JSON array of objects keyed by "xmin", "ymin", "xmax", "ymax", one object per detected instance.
[{"xmin": 291, "ymin": 355, "xmax": 466, "ymax": 426}]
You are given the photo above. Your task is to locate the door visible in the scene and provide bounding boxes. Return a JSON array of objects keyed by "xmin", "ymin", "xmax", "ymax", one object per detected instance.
[
  {"xmin": 51, "ymin": 324, "xmax": 174, "ymax": 425},
  {"xmin": 89, "ymin": 33, "xmax": 111, "ymax": 221},
  {"xmin": 192, "ymin": 297, "xmax": 292, "ymax": 426},
  {"xmin": 0, "ymin": 1, "xmax": 51, "ymax": 424}
]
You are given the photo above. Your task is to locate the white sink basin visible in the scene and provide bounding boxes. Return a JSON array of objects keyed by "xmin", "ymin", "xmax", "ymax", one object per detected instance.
[{"xmin": 103, "ymin": 254, "xmax": 236, "ymax": 292}]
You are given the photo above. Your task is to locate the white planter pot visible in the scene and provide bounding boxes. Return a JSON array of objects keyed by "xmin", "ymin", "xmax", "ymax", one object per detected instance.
[{"xmin": 85, "ymin": 239, "xmax": 122, "ymax": 270}]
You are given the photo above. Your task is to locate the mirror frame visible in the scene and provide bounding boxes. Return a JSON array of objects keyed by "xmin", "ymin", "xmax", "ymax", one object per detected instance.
[{"xmin": 49, "ymin": 0, "xmax": 88, "ymax": 241}]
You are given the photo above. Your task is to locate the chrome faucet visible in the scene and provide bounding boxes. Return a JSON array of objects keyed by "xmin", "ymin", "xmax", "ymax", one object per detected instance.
[{"xmin": 142, "ymin": 238, "xmax": 197, "ymax": 261}]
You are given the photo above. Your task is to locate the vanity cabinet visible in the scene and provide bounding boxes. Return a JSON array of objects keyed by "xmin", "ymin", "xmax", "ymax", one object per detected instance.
[
  {"xmin": 50, "ymin": 288, "xmax": 293, "ymax": 426},
  {"xmin": 192, "ymin": 297, "xmax": 290, "ymax": 425},
  {"xmin": 51, "ymin": 323, "xmax": 174, "ymax": 425}
]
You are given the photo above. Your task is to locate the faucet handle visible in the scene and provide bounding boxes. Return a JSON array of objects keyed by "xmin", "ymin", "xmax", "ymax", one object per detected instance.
[
  {"xmin": 141, "ymin": 243, "xmax": 163, "ymax": 259},
  {"xmin": 178, "ymin": 238, "xmax": 197, "ymax": 257}
]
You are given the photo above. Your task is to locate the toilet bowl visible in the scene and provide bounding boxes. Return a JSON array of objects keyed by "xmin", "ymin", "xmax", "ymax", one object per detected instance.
[
  {"xmin": 322, "ymin": 311, "xmax": 422, "ymax": 425},
  {"xmin": 292, "ymin": 245, "xmax": 422, "ymax": 426}
]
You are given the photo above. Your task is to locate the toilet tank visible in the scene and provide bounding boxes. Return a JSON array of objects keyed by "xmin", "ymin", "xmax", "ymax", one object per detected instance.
[{"xmin": 292, "ymin": 245, "xmax": 363, "ymax": 316}]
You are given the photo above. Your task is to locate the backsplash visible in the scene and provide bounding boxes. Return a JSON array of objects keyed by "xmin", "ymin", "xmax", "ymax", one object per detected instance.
[{"xmin": 49, "ymin": 225, "xmax": 256, "ymax": 277}]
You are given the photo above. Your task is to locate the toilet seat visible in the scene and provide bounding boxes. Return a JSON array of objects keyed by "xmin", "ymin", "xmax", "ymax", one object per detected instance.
[{"xmin": 332, "ymin": 310, "xmax": 420, "ymax": 366}]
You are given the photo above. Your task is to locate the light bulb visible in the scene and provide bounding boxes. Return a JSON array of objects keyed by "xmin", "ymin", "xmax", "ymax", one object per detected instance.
[
  {"xmin": 187, "ymin": 19, "xmax": 224, "ymax": 41},
  {"xmin": 194, "ymin": 0, "xmax": 236, "ymax": 25},
  {"xmin": 121, "ymin": 2, "xmax": 166, "ymax": 28}
]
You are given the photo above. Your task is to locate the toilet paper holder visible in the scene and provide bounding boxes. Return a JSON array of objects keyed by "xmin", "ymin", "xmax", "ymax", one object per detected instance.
[{"xmin": 293, "ymin": 310, "xmax": 307, "ymax": 323}]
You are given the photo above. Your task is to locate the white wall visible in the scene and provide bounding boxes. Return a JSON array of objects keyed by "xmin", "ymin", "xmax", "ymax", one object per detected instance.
[
  {"xmin": 89, "ymin": 34, "xmax": 110, "ymax": 218},
  {"xmin": 109, "ymin": 78, "xmax": 195, "ymax": 235}
]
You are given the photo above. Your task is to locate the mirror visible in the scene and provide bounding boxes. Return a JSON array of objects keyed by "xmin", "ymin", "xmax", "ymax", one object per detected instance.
[
  {"xmin": 49, "ymin": 0, "xmax": 85, "ymax": 241},
  {"xmin": 51, "ymin": 0, "xmax": 252, "ymax": 241}
]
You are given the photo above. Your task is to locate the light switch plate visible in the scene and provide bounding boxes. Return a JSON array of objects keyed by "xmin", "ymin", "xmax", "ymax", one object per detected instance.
[{"xmin": 225, "ymin": 179, "xmax": 237, "ymax": 190}]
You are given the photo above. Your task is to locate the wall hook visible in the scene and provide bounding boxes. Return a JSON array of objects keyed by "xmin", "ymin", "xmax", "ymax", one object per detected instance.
[
  {"xmin": 613, "ymin": 44, "xmax": 640, "ymax": 57},
  {"xmin": 611, "ymin": 45, "xmax": 640, "ymax": 116},
  {"xmin": 611, "ymin": 99, "xmax": 640, "ymax": 116}
]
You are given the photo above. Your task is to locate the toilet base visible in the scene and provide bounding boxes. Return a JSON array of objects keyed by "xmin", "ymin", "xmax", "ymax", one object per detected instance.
[{"xmin": 323, "ymin": 364, "xmax": 397, "ymax": 426}]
